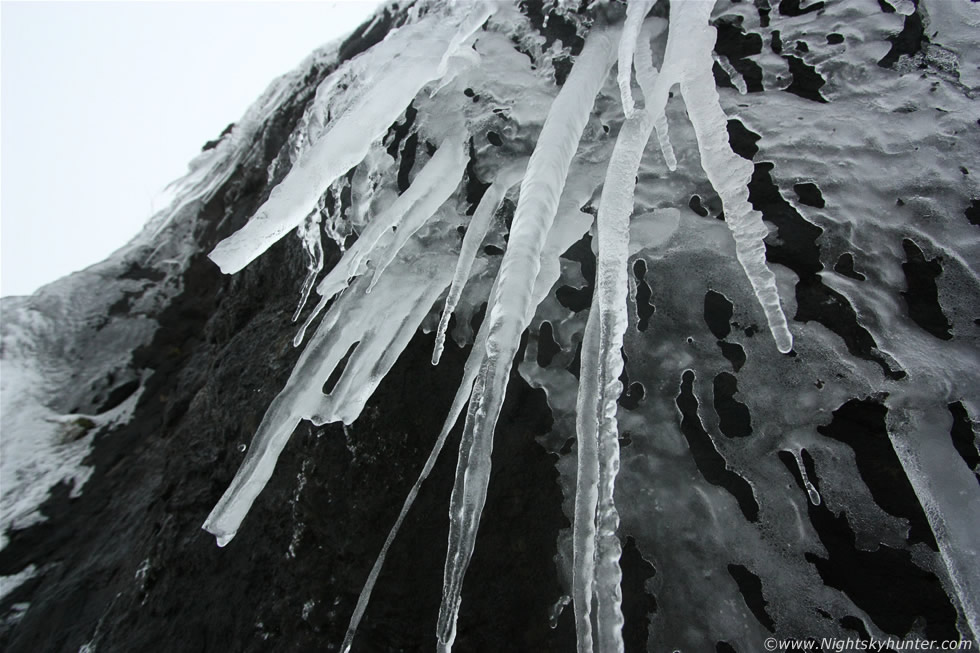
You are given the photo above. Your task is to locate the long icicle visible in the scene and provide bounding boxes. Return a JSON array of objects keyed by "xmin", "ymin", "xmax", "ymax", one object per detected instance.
[
  {"xmin": 292, "ymin": 124, "xmax": 469, "ymax": 347},
  {"xmin": 436, "ymin": 27, "xmax": 620, "ymax": 653},
  {"xmin": 342, "ymin": 192, "xmax": 594, "ymax": 651},
  {"xmin": 208, "ymin": 3, "xmax": 498, "ymax": 275},
  {"xmin": 432, "ymin": 159, "xmax": 527, "ymax": 366},
  {"xmin": 594, "ymin": 111, "xmax": 655, "ymax": 653},
  {"xmin": 642, "ymin": 0, "xmax": 792, "ymax": 353},
  {"xmin": 570, "ymin": 18, "xmax": 667, "ymax": 652},
  {"xmin": 340, "ymin": 286, "xmax": 494, "ymax": 653},
  {"xmin": 616, "ymin": 0, "xmax": 655, "ymax": 119},
  {"xmin": 576, "ymin": 51, "xmax": 663, "ymax": 653},
  {"xmin": 670, "ymin": 1, "xmax": 793, "ymax": 353}
]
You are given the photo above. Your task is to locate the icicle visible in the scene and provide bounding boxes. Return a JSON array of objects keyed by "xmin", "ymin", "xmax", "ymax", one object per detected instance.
[
  {"xmin": 616, "ymin": 0, "xmax": 655, "ymax": 119},
  {"xmin": 202, "ymin": 249, "xmax": 455, "ymax": 547},
  {"xmin": 208, "ymin": 5, "xmax": 500, "ymax": 275},
  {"xmin": 208, "ymin": 62, "xmax": 439, "ymax": 275},
  {"xmin": 432, "ymin": 159, "xmax": 527, "ymax": 366},
  {"xmin": 342, "ymin": 202, "xmax": 593, "ymax": 651},
  {"xmin": 291, "ymin": 124, "xmax": 468, "ymax": 349},
  {"xmin": 671, "ymin": 1, "xmax": 793, "ymax": 353},
  {"xmin": 321, "ymin": 176, "xmax": 353, "ymax": 250},
  {"xmin": 713, "ymin": 53, "xmax": 748, "ymax": 95},
  {"xmin": 341, "ymin": 311, "xmax": 490, "ymax": 653},
  {"xmin": 633, "ymin": 20, "xmax": 675, "ymax": 171},
  {"xmin": 573, "ymin": 305, "xmax": 602, "ymax": 653},
  {"xmin": 436, "ymin": 1, "xmax": 497, "ymax": 78},
  {"xmin": 436, "ymin": 27, "xmax": 619, "ymax": 653},
  {"xmin": 573, "ymin": 105, "xmax": 655, "ymax": 653},
  {"xmin": 294, "ymin": 294, "xmax": 329, "ymax": 348},
  {"xmin": 367, "ymin": 127, "xmax": 469, "ymax": 292},
  {"xmin": 792, "ymin": 449, "xmax": 822, "ymax": 506},
  {"xmin": 644, "ymin": 1, "xmax": 792, "ymax": 352},
  {"xmin": 292, "ymin": 212, "xmax": 324, "ymax": 322}
]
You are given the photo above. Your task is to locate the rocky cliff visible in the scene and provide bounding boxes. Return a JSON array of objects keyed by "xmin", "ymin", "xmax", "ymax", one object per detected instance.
[{"xmin": 2, "ymin": 1, "xmax": 979, "ymax": 651}]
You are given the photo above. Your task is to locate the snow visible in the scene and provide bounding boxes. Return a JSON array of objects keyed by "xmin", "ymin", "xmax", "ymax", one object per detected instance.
[
  {"xmin": 0, "ymin": 360, "xmax": 96, "ymax": 547},
  {"xmin": 1, "ymin": 261, "xmax": 159, "ymax": 556}
]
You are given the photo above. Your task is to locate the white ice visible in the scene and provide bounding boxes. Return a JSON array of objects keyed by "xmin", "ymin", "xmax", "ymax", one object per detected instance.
[
  {"xmin": 436, "ymin": 26, "xmax": 619, "ymax": 653},
  {"xmin": 648, "ymin": 0, "xmax": 793, "ymax": 353},
  {"xmin": 432, "ymin": 159, "xmax": 527, "ymax": 366},
  {"xmin": 208, "ymin": 5, "xmax": 497, "ymax": 275},
  {"xmin": 202, "ymin": 248, "xmax": 456, "ymax": 546}
]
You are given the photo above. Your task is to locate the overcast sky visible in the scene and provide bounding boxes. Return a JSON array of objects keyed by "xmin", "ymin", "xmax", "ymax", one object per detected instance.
[{"xmin": 1, "ymin": 1, "xmax": 384, "ymax": 297}]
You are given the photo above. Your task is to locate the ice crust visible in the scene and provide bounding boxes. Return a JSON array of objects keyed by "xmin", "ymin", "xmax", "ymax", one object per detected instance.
[
  {"xmin": 207, "ymin": 4, "xmax": 495, "ymax": 275},
  {"xmin": 194, "ymin": 0, "xmax": 980, "ymax": 650}
]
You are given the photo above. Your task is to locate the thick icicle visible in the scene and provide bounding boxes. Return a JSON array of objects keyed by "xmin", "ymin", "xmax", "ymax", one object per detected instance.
[
  {"xmin": 292, "ymin": 211, "xmax": 324, "ymax": 322},
  {"xmin": 436, "ymin": 27, "xmax": 619, "ymax": 653},
  {"xmin": 291, "ymin": 124, "xmax": 469, "ymax": 348},
  {"xmin": 672, "ymin": 2, "xmax": 793, "ymax": 353},
  {"xmin": 342, "ymin": 198, "xmax": 594, "ymax": 653},
  {"xmin": 572, "ymin": 106, "xmax": 656, "ymax": 653},
  {"xmin": 367, "ymin": 127, "xmax": 469, "ymax": 291},
  {"xmin": 566, "ymin": 21, "xmax": 667, "ymax": 651},
  {"xmin": 202, "ymin": 249, "xmax": 455, "ymax": 546},
  {"xmin": 645, "ymin": 1, "xmax": 792, "ymax": 352},
  {"xmin": 595, "ymin": 112, "xmax": 654, "ymax": 653},
  {"xmin": 432, "ymin": 159, "xmax": 527, "ymax": 366},
  {"xmin": 633, "ymin": 21, "xmax": 676, "ymax": 171},
  {"xmin": 208, "ymin": 5, "xmax": 497, "ymax": 275},
  {"xmin": 616, "ymin": 0, "xmax": 655, "ymax": 119},
  {"xmin": 209, "ymin": 63, "xmax": 438, "ymax": 275}
]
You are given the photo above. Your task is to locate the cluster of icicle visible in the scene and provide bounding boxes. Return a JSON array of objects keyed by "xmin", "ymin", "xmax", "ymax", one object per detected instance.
[{"xmin": 202, "ymin": 1, "xmax": 794, "ymax": 651}]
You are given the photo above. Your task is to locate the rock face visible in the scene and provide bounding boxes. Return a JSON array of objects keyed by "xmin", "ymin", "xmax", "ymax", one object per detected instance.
[{"xmin": 1, "ymin": 1, "xmax": 979, "ymax": 652}]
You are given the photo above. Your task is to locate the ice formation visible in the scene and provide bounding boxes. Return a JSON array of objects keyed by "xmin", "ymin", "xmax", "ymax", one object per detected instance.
[
  {"xmin": 632, "ymin": 0, "xmax": 794, "ymax": 354},
  {"xmin": 185, "ymin": 0, "xmax": 980, "ymax": 650},
  {"xmin": 433, "ymin": 158, "xmax": 527, "ymax": 366},
  {"xmin": 207, "ymin": 3, "xmax": 496, "ymax": 276}
]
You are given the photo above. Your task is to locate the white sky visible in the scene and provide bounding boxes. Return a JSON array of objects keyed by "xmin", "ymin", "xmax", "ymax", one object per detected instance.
[{"xmin": 1, "ymin": 0, "xmax": 384, "ymax": 297}]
